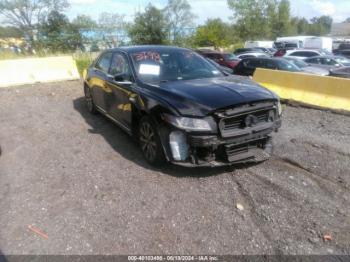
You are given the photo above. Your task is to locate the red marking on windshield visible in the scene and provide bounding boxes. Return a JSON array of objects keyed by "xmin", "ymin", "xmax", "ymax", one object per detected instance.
[{"xmin": 133, "ymin": 52, "xmax": 161, "ymax": 62}]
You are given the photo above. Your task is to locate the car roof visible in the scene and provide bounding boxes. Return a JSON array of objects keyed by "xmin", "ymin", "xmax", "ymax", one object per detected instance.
[
  {"xmin": 109, "ymin": 45, "xmax": 191, "ymax": 53},
  {"xmin": 241, "ymin": 57, "xmax": 275, "ymax": 61},
  {"xmin": 306, "ymin": 55, "xmax": 344, "ymax": 59},
  {"xmin": 287, "ymin": 49, "xmax": 321, "ymax": 52}
]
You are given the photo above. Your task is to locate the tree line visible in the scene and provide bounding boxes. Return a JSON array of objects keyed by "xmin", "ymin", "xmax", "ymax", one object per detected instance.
[{"xmin": 0, "ymin": 0, "xmax": 341, "ymax": 53}]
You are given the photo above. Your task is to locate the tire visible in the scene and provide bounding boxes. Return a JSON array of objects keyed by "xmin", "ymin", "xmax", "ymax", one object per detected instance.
[
  {"xmin": 84, "ymin": 85, "xmax": 97, "ymax": 114},
  {"xmin": 138, "ymin": 116, "xmax": 166, "ymax": 166}
]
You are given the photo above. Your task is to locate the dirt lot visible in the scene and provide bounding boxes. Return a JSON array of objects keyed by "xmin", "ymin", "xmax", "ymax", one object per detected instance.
[{"xmin": 0, "ymin": 80, "xmax": 349, "ymax": 255}]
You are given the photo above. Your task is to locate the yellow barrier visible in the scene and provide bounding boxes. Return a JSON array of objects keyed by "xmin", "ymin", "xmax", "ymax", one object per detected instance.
[
  {"xmin": 253, "ymin": 68, "xmax": 350, "ymax": 112},
  {"xmin": 0, "ymin": 56, "xmax": 80, "ymax": 87}
]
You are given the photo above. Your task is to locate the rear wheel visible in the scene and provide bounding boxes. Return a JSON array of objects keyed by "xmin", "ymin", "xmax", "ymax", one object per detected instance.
[
  {"xmin": 139, "ymin": 116, "xmax": 165, "ymax": 166},
  {"xmin": 84, "ymin": 85, "xmax": 97, "ymax": 114}
]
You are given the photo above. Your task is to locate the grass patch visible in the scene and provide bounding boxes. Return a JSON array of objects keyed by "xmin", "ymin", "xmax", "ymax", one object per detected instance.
[{"xmin": 73, "ymin": 53, "xmax": 98, "ymax": 77}]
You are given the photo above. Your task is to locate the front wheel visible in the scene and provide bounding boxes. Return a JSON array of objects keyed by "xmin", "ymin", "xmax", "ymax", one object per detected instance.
[
  {"xmin": 84, "ymin": 85, "xmax": 97, "ymax": 114},
  {"xmin": 138, "ymin": 116, "xmax": 166, "ymax": 166}
]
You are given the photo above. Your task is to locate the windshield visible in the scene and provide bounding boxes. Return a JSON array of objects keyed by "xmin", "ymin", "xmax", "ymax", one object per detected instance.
[
  {"xmin": 335, "ymin": 57, "xmax": 350, "ymax": 66},
  {"xmin": 276, "ymin": 60, "xmax": 302, "ymax": 72},
  {"xmin": 131, "ymin": 49, "xmax": 223, "ymax": 85}
]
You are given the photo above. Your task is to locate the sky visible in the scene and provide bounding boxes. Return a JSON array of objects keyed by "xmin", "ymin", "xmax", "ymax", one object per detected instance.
[{"xmin": 67, "ymin": 0, "xmax": 350, "ymax": 24}]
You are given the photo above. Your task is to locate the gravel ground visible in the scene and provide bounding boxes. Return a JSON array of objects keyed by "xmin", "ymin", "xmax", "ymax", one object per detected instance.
[{"xmin": 0, "ymin": 80, "xmax": 349, "ymax": 255}]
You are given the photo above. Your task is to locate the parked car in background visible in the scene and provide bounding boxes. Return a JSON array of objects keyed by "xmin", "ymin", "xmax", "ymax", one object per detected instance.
[
  {"xmin": 236, "ymin": 52, "xmax": 269, "ymax": 60},
  {"xmin": 281, "ymin": 57, "xmax": 330, "ymax": 76},
  {"xmin": 84, "ymin": 46, "xmax": 282, "ymax": 167},
  {"xmin": 333, "ymin": 49, "xmax": 350, "ymax": 59},
  {"xmin": 205, "ymin": 58, "xmax": 234, "ymax": 75},
  {"xmin": 253, "ymin": 47, "xmax": 277, "ymax": 56},
  {"xmin": 234, "ymin": 57, "xmax": 301, "ymax": 76},
  {"xmin": 197, "ymin": 50, "xmax": 240, "ymax": 69},
  {"xmin": 274, "ymin": 42, "xmax": 298, "ymax": 51},
  {"xmin": 329, "ymin": 66, "xmax": 350, "ymax": 79},
  {"xmin": 275, "ymin": 36, "xmax": 315, "ymax": 49},
  {"xmin": 337, "ymin": 42, "xmax": 350, "ymax": 50},
  {"xmin": 244, "ymin": 41, "xmax": 275, "ymax": 49},
  {"xmin": 304, "ymin": 56, "xmax": 350, "ymax": 70},
  {"xmin": 234, "ymin": 48, "xmax": 265, "ymax": 55},
  {"xmin": 282, "ymin": 49, "xmax": 332, "ymax": 59},
  {"xmin": 304, "ymin": 37, "xmax": 333, "ymax": 53}
]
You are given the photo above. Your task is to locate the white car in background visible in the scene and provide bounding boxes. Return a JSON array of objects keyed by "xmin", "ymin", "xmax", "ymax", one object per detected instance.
[{"xmin": 283, "ymin": 49, "xmax": 332, "ymax": 59}]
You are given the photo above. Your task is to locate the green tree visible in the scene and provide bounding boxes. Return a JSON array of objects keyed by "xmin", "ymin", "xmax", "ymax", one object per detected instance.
[
  {"xmin": 98, "ymin": 12, "xmax": 127, "ymax": 48},
  {"xmin": 295, "ymin": 17, "xmax": 309, "ymax": 34},
  {"xmin": 192, "ymin": 18, "xmax": 232, "ymax": 49},
  {"xmin": 164, "ymin": 0, "xmax": 195, "ymax": 45},
  {"xmin": 0, "ymin": 26, "xmax": 23, "ymax": 38},
  {"xmin": 271, "ymin": 0, "xmax": 292, "ymax": 37},
  {"xmin": 72, "ymin": 15, "xmax": 98, "ymax": 48},
  {"xmin": 227, "ymin": 0, "xmax": 274, "ymax": 40},
  {"xmin": 0, "ymin": 0, "xmax": 69, "ymax": 49},
  {"xmin": 38, "ymin": 11, "xmax": 82, "ymax": 52},
  {"xmin": 308, "ymin": 16, "xmax": 333, "ymax": 35},
  {"xmin": 72, "ymin": 15, "xmax": 97, "ymax": 31},
  {"xmin": 128, "ymin": 4, "xmax": 169, "ymax": 45}
]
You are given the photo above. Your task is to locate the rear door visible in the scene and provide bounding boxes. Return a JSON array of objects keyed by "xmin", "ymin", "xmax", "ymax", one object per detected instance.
[
  {"xmin": 244, "ymin": 59, "xmax": 261, "ymax": 76},
  {"xmin": 90, "ymin": 52, "xmax": 113, "ymax": 111}
]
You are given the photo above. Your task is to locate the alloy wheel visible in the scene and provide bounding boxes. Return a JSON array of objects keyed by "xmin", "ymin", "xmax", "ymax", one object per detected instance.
[
  {"xmin": 84, "ymin": 87, "xmax": 94, "ymax": 112},
  {"xmin": 139, "ymin": 122, "xmax": 157, "ymax": 162}
]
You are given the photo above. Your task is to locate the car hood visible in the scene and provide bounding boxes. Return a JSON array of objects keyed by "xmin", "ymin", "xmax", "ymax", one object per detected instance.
[
  {"xmin": 149, "ymin": 76, "xmax": 278, "ymax": 117},
  {"xmin": 302, "ymin": 66, "xmax": 329, "ymax": 76}
]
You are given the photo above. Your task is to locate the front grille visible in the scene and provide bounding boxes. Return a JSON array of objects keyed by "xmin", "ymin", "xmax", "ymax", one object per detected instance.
[
  {"xmin": 223, "ymin": 138, "xmax": 270, "ymax": 163},
  {"xmin": 217, "ymin": 102, "xmax": 276, "ymax": 138}
]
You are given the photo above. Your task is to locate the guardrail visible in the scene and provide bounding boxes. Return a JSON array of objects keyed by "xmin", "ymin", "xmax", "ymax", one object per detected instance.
[
  {"xmin": 0, "ymin": 56, "xmax": 80, "ymax": 87},
  {"xmin": 253, "ymin": 68, "xmax": 350, "ymax": 112}
]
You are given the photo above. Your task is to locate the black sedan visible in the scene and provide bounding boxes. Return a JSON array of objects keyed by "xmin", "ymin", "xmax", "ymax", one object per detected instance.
[
  {"xmin": 234, "ymin": 57, "xmax": 301, "ymax": 76},
  {"xmin": 83, "ymin": 46, "xmax": 282, "ymax": 167}
]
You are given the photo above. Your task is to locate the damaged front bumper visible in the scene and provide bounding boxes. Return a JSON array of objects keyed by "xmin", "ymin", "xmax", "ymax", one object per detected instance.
[{"xmin": 160, "ymin": 118, "xmax": 282, "ymax": 167}]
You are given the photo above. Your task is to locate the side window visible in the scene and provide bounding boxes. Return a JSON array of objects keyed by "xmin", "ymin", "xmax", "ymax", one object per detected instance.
[
  {"xmin": 245, "ymin": 59, "xmax": 260, "ymax": 68},
  {"xmin": 322, "ymin": 58, "xmax": 337, "ymax": 65},
  {"xmin": 290, "ymin": 51, "xmax": 302, "ymax": 57},
  {"xmin": 264, "ymin": 60, "xmax": 276, "ymax": 69},
  {"xmin": 109, "ymin": 53, "xmax": 131, "ymax": 76},
  {"xmin": 304, "ymin": 52, "xmax": 317, "ymax": 57},
  {"xmin": 95, "ymin": 52, "xmax": 112, "ymax": 73},
  {"xmin": 307, "ymin": 58, "xmax": 320, "ymax": 64}
]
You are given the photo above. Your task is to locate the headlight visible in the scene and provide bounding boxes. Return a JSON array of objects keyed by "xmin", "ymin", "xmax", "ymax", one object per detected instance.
[
  {"xmin": 163, "ymin": 114, "xmax": 217, "ymax": 132},
  {"xmin": 277, "ymin": 100, "xmax": 282, "ymax": 116}
]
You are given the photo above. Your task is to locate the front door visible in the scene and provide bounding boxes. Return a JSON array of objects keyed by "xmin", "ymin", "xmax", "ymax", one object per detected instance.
[{"xmin": 105, "ymin": 52, "xmax": 134, "ymax": 130}]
